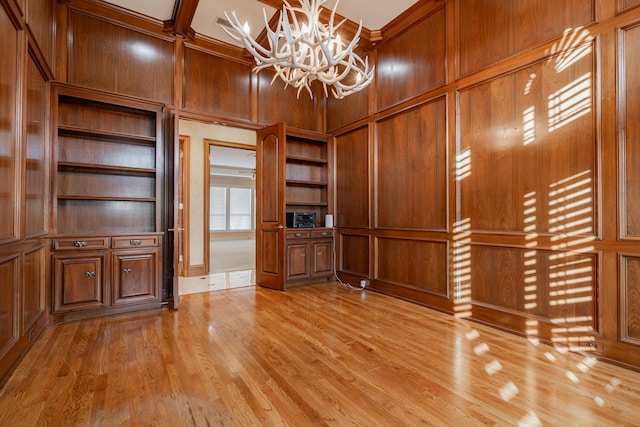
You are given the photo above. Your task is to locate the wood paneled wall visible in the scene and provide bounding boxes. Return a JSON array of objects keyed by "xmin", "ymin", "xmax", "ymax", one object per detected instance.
[
  {"xmin": 0, "ymin": 0, "xmax": 52, "ymax": 385},
  {"xmin": 330, "ymin": 0, "xmax": 640, "ymax": 370},
  {"xmin": 54, "ymin": 0, "xmax": 321, "ymax": 131},
  {"xmin": 182, "ymin": 46, "xmax": 251, "ymax": 121},
  {"xmin": 376, "ymin": 7, "xmax": 447, "ymax": 110}
]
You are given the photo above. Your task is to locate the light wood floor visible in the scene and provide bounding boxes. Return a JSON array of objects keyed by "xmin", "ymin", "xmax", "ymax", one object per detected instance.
[{"xmin": 1, "ymin": 283, "xmax": 639, "ymax": 426}]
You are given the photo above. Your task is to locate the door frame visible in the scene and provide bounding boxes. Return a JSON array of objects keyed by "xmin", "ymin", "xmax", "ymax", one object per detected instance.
[
  {"xmin": 204, "ymin": 140, "xmax": 257, "ymax": 275},
  {"xmin": 178, "ymin": 135, "xmax": 191, "ymax": 277}
]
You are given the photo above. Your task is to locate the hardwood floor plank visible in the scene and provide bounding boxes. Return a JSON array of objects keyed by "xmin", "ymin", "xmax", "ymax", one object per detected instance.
[{"xmin": 1, "ymin": 283, "xmax": 639, "ymax": 426}]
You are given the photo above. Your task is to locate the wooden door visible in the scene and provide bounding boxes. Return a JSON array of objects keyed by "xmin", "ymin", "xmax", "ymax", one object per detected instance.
[{"xmin": 256, "ymin": 123, "xmax": 287, "ymax": 290}]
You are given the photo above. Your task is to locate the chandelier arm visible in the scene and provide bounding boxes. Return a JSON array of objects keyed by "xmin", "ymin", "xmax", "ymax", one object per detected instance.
[
  {"xmin": 330, "ymin": 21, "xmax": 364, "ymax": 66},
  {"xmin": 333, "ymin": 66, "xmax": 375, "ymax": 91},
  {"xmin": 318, "ymin": 59, "xmax": 354, "ymax": 85},
  {"xmin": 224, "ymin": 10, "xmax": 281, "ymax": 62}
]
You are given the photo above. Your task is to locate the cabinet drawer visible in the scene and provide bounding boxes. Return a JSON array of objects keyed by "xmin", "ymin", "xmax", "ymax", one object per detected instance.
[
  {"xmin": 311, "ymin": 229, "xmax": 333, "ymax": 239},
  {"xmin": 53, "ymin": 237, "xmax": 109, "ymax": 251},
  {"xmin": 112, "ymin": 236, "xmax": 159, "ymax": 249},
  {"xmin": 287, "ymin": 230, "xmax": 311, "ymax": 239}
]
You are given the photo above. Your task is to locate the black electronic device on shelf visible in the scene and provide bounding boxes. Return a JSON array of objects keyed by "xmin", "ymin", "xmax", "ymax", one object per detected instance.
[{"xmin": 286, "ymin": 211, "xmax": 316, "ymax": 228}]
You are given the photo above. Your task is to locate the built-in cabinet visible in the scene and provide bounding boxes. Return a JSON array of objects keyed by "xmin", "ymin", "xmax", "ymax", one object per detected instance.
[
  {"xmin": 257, "ymin": 123, "xmax": 334, "ymax": 290},
  {"xmin": 51, "ymin": 84, "xmax": 164, "ymax": 323},
  {"xmin": 286, "ymin": 228, "xmax": 334, "ymax": 285}
]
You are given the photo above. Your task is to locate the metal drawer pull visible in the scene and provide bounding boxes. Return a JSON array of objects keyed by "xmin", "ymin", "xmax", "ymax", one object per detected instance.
[
  {"xmin": 321, "ymin": 232, "xmax": 328, "ymax": 237},
  {"xmin": 74, "ymin": 241, "xmax": 87, "ymax": 247},
  {"xmin": 295, "ymin": 233, "xmax": 302, "ymax": 237},
  {"xmin": 130, "ymin": 239, "xmax": 142, "ymax": 245},
  {"xmin": 123, "ymin": 268, "xmax": 132, "ymax": 274},
  {"xmin": 317, "ymin": 252, "xmax": 322, "ymax": 256},
  {"xmin": 85, "ymin": 271, "xmax": 96, "ymax": 277},
  {"xmin": 300, "ymin": 253, "xmax": 306, "ymax": 257}
]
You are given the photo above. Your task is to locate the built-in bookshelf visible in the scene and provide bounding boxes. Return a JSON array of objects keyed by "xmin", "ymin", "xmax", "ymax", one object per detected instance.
[
  {"xmin": 285, "ymin": 131, "xmax": 331, "ymax": 226},
  {"xmin": 54, "ymin": 89, "xmax": 162, "ymax": 234}
]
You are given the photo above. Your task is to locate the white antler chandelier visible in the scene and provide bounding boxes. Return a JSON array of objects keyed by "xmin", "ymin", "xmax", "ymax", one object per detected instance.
[{"xmin": 221, "ymin": 0, "xmax": 375, "ymax": 99}]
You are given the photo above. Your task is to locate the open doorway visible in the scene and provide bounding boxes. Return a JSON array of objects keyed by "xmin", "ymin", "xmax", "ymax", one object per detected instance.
[
  {"xmin": 206, "ymin": 141, "xmax": 256, "ymax": 290},
  {"xmin": 176, "ymin": 119, "xmax": 257, "ymax": 296}
]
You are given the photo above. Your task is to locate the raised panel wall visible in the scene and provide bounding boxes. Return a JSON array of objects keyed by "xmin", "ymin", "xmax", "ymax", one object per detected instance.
[
  {"xmin": 0, "ymin": 256, "xmax": 19, "ymax": 363},
  {"xmin": 326, "ymin": 85, "xmax": 369, "ymax": 132},
  {"xmin": 621, "ymin": 24, "xmax": 640, "ymax": 239},
  {"xmin": 26, "ymin": 0, "xmax": 55, "ymax": 70},
  {"xmin": 620, "ymin": 255, "xmax": 640, "ymax": 344},
  {"xmin": 458, "ymin": 43, "xmax": 597, "ymax": 234},
  {"xmin": 340, "ymin": 234, "xmax": 369, "ymax": 276},
  {"xmin": 22, "ymin": 246, "xmax": 46, "ymax": 332},
  {"xmin": 66, "ymin": 10, "xmax": 174, "ymax": 105},
  {"xmin": 183, "ymin": 46, "xmax": 251, "ymax": 121},
  {"xmin": 470, "ymin": 245, "xmax": 597, "ymax": 329},
  {"xmin": 376, "ymin": 6, "xmax": 446, "ymax": 110},
  {"xmin": 619, "ymin": 0, "xmax": 640, "ymax": 12},
  {"xmin": 25, "ymin": 51, "xmax": 49, "ymax": 238},
  {"xmin": 0, "ymin": 5, "xmax": 20, "ymax": 243},
  {"xmin": 335, "ymin": 126, "xmax": 369, "ymax": 228},
  {"xmin": 377, "ymin": 97, "xmax": 447, "ymax": 230},
  {"xmin": 377, "ymin": 238, "xmax": 448, "ymax": 296},
  {"xmin": 456, "ymin": 0, "xmax": 595, "ymax": 77},
  {"xmin": 258, "ymin": 71, "xmax": 317, "ymax": 131}
]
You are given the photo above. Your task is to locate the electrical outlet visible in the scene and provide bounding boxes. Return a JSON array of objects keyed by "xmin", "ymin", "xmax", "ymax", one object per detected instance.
[
  {"xmin": 579, "ymin": 337, "xmax": 604, "ymax": 354},
  {"xmin": 360, "ymin": 279, "xmax": 368, "ymax": 288}
]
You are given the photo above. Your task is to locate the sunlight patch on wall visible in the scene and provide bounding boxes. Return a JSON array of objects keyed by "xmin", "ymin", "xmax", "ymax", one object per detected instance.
[
  {"xmin": 452, "ymin": 218, "xmax": 472, "ymax": 319},
  {"xmin": 548, "ymin": 72, "xmax": 592, "ymax": 132},
  {"xmin": 456, "ymin": 148, "xmax": 472, "ymax": 181},
  {"xmin": 547, "ymin": 28, "xmax": 593, "ymax": 73},
  {"xmin": 523, "ymin": 106, "xmax": 536, "ymax": 145}
]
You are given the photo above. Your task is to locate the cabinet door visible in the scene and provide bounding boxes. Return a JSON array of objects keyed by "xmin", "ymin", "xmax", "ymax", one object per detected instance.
[
  {"xmin": 112, "ymin": 251, "xmax": 158, "ymax": 306},
  {"xmin": 313, "ymin": 241, "xmax": 333, "ymax": 277},
  {"xmin": 286, "ymin": 243, "xmax": 309, "ymax": 280},
  {"xmin": 53, "ymin": 253, "xmax": 105, "ymax": 313}
]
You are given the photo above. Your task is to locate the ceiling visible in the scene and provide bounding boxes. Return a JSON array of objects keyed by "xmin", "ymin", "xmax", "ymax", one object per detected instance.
[
  {"xmin": 210, "ymin": 146, "xmax": 256, "ymax": 177},
  {"xmin": 101, "ymin": 0, "xmax": 419, "ymax": 47}
]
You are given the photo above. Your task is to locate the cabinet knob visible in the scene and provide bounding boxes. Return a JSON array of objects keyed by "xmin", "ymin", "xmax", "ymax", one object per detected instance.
[
  {"xmin": 74, "ymin": 241, "xmax": 87, "ymax": 247},
  {"xmin": 295, "ymin": 233, "xmax": 302, "ymax": 237},
  {"xmin": 130, "ymin": 239, "xmax": 142, "ymax": 245},
  {"xmin": 300, "ymin": 253, "xmax": 306, "ymax": 257},
  {"xmin": 321, "ymin": 232, "xmax": 328, "ymax": 237},
  {"xmin": 123, "ymin": 268, "xmax": 132, "ymax": 274},
  {"xmin": 317, "ymin": 252, "xmax": 322, "ymax": 256},
  {"xmin": 85, "ymin": 271, "xmax": 96, "ymax": 277}
]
